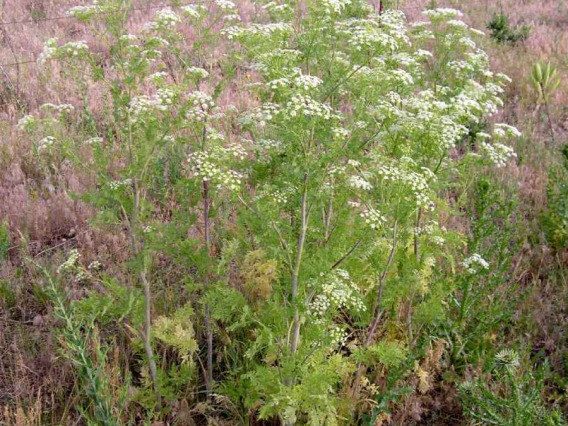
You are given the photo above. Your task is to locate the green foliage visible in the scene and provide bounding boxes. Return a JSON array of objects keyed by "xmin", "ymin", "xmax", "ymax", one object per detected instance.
[
  {"xmin": 531, "ymin": 61, "xmax": 560, "ymax": 100},
  {"xmin": 444, "ymin": 177, "xmax": 521, "ymax": 369},
  {"xmin": 154, "ymin": 303, "xmax": 198, "ymax": 362},
  {"xmin": 542, "ymin": 145, "xmax": 568, "ymax": 249},
  {"xmin": 240, "ymin": 250, "xmax": 278, "ymax": 302},
  {"xmin": 15, "ymin": 0, "xmax": 533, "ymax": 423},
  {"xmin": 44, "ymin": 270, "xmax": 128, "ymax": 425},
  {"xmin": 0, "ymin": 279, "xmax": 16, "ymax": 308},
  {"xmin": 72, "ymin": 277, "xmax": 144, "ymax": 326},
  {"xmin": 487, "ymin": 13, "xmax": 530, "ymax": 45},
  {"xmin": 0, "ymin": 221, "xmax": 9, "ymax": 261},
  {"xmin": 353, "ymin": 340, "xmax": 407, "ymax": 367},
  {"xmin": 459, "ymin": 350, "xmax": 566, "ymax": 426}
]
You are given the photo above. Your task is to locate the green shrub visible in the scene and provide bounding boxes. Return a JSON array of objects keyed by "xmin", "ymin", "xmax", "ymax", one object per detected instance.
[
  {"xmin": 487, "ymin": 13, "xmax": 530, "ymax": 45},
  {"xmin": 17, "ymin": 1, "xmax": 526, "ymax": 423},
  {"xmin": 459, "ymin": 349, "xmax": 566, "ymax": 426},
  {"xmin": 542, "ymin": 145, "xmax": 568, "ymax": 249}
]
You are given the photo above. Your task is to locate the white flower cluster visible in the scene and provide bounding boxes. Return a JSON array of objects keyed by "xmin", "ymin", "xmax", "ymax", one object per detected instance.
[
  {"xmin": 392, "ymin": 52, "xmax": 419, "ymax": 67},
  {"xmin": 240, "ymin": 103, "xmax": 280, "ymax": 127},
  {"xmin": 284, "ymin": 94, "xmax": 334, "ymax": 120},
  {"xmin": 40, "ymin": 103, "xmax": 74, "ymax": 114},
  {"xmin": 263, "ymin": 1, "xmax": 292, "ymax": 15},
  {"xmin": 257, "ymin": 138, "xmax": 283, "ymax": 152},
  {"xmin": 360, "ymin": 207, "xmax": 386, "ymax": 229},
  {"xmin": 479, "ymin": 141, "xmax": 517, "ymax": 168},
  {"xmin": 57, "ymin": 249, "xmax": 80, "ymax": 274},
  {"xmin": 84, "ymin": 137, "xmax": 103, "ymax": 145},
  {"xmin": 415, "ymin": 221, "xmax": 438, "ymax": 236},
  {"xmin": 253, "ymin": 138, "xmax": 284, "ymax": 162},
  {"xmin": 66, "ymin": 4, "xmax": 102, "ymax": 20},
  {"xmin": 120, "ymin": 34, "xmax": 137, "ymax": 43},
  {"xmin": 139, "ymin": 48, "xmax": 162, "ymax": 64},
  {"xmin": 88, "ymin": 260, "xmax": 102, "ymax": 271},
  {"xmin": 332, "ymin": 127, "xmax": 349, "ymax": 140},
  {"xmin": 349, "ymin": 175, "xmax": 373, "ymax": 191},
  {"xmin": 59, "ymin": 41, "xmax": 90, "ymax": 58},
  {"xmin": 422, "ymin": 8, "xmax": 463, "ymax": 21},
  {"xmin": 186, "ymin": 66, "xmax": 209, "ymax": 80},
  {"xmin": 142, "ymin": 225, "xmax": 155, "ymax": 233},
  {"xmin": 329, "ymin": 326, "xmax": 348, "ymax": 347},
  {"xmin": 320, "ymin": 0, "xmax": 351, "ymax": 15},
  {"xmin": 267, "ymin": 77, "xmax": 290, "ymax": 90},
  {"xmin": 222, "ymin": 13, "xmax": 240, "ymax": 21},
  {"xmin": 494, "ymin": 123, "xmax": 522, "ymax": 138},
  {"xmin": 266, "ymin": 71, "xmax": 323, "ymax": 93},
  {"xmin": 387, "ymin": 68, "xmax": 414, "ymax": 87},
  {"xmin": 181, "ymin": 5, "xmax": 201, "ymax": 19},
  {"xmin": 108, "ymin": 178, "xmax": 133, "ymax": 190},
  {"xmin": 337, "ymin": 19, "xmax": 400, "ymax": 53},
  {"xmin": 130, "ymin": 88, "xmax": 175, "ymax": 121},
  {"xmin": 431, "ymin": 236, "xmax": 446, "ymax": 246},
  {"xmin": 462, "ymin": 253, "xmax": 489, "ymax": 274},
  {"xmin": 294, "ymin": 74, "xmax": 323, "ymax": 91},
  {"xmin": 38, "ymin": 136, "xmax": 56, "ymax": 151},
  {"xmin": 144, "ymin": 8, "xmax": 181, "ymax": 32},
  {"xmin": 257, "ymin": 186, "xmax": 295, "ymax": 205},
  {"xmin": 148, "ymin": 71, "xmax": 169, "ymax": 83},
  {"xmin": 447, "ymin": 19, "xmax": 468, "ymax": 30},
  {"xmin": 206, "ymin": 127, "xmax": 225, "ymax": 144},
  {"xmin": 222, "ymin": 22, "xmax": 293, "ymax": 41},
  {"xmin": 377, "ymin": 160, "xmax": 435, "ymax": 210},
  {"xmin": 226, "ymin": 142, "xmax": 247, "ymax": 161},
  {"xmin": 18, "ymin": 115, "xmax": 35, "ymax": 131},
  {"xmin": 185, "ymin": 91, "xmax": 216, "ymax": 121},
  {"xmin": 310, "ymin": 269, "xmax": 366, "ymax": 319},
  {"xmin": 186, "ymin": 150, "xmax": 244, "ymax": 191},
  {"xmin": 416, "ymin": 49, "xmax": 433, "ymax": 58},
  {"xmin": 38, "ymin": 38, "xmax": 58, "ymax": 63},
  {"xmin": 38, "ymin": 38, "xmax": 89, "ymax": 63},
  {"xmin": 215, "ymin": 0, "xmax": 236, "ymax": 11}
]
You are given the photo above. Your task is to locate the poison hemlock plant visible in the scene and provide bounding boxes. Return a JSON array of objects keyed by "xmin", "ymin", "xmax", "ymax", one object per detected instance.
[{"xmin": 17, "ymin": 0, "xmax": 524, "ymax": 423}]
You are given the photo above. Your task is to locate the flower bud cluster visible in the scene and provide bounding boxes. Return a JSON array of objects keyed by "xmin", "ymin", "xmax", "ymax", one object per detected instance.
[
  {"xmin": 186, "ymin": 91, "xmax": 216, "ymax": 122},
  {"xmin": 376, "ymin": 159, "xmax": 435, "ymax": 210},
  {"xmin": 57, "ymin": 249, "xmax": 80, "ymax": 274},
  {"xmin": 222, "ymin": 22, "xmax": 293, "ymax": 41},
  {"xmin": 40, "ymin": 103, "xmax": 74, "ymax": 115},
  {"xmin": 130, "ymin": 88, "xmax": 175, "ymax": 122},
  {"xmin": 284, "ymin": 94, "xmax": 335, "ymax": 120},
  {"xmin": 144, "ymin": 8, "xmax": 181, "ymax": 32},
  {"xmin": 310, "ymin": 269, "xmax": 366, "ymax": 319},
  {"xmin": 360, "ymin": 208, "xmax": 386, "ymax": 230},
  {"xmin": 38, "ymin": 136, "xmax": 56, "ymax": 151},
  {"xmin": 462, "ymin": 253, "xmax": 489, "ymax": 274},
  {"xmin": 108, "ymin": 179, "xmax": 133, "ymax": 191}
]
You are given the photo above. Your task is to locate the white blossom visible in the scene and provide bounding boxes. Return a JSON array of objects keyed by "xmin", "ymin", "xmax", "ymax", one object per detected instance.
[
  {"xmin": 360, "ymin": 208, "xmax": 386, "ymax": 229},
  {"xmin": 57, "ymin": 249, "xmax": 80, "ymax": 273},
  {"xmin": 462, "ymin": 253, "xmax": 489, "ymax": 274},
  {"xmin": 38, "ymin": 136, "xmax": 56, "ymax": 151}
]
